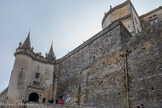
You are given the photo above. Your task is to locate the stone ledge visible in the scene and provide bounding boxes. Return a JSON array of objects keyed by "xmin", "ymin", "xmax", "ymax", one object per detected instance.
[{"xmin": 25, "ymin": 102, "xmax": 96, "ymax": 108}]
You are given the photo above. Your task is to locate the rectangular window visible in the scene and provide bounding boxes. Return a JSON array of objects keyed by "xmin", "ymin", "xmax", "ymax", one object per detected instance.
[
  {"xmin": 137, "ymin": 28, "xmax": 139, "ymax": 34},
  {"xmin": 149, "ymin": 20, "xmax": 153, "ymax": 25},
  {"xmin": 135, "ymin": 18, "xmax": 137, "ymax": 24},
  {"xmin": 35, "ymin": 73, "xmax": 40, "ymax": 78},
  {"xmin": 153, "ymin": 15, "xmax": 157, "ymax": 18},
  {"xmin": 149, "ymin": 18, "xmax": 152, "ymax": 24},
  {"xmin": 155, "ymin": 19, "xmax": 158, "ymax": 23},
  {"xmin": 149, "ymin": 16, "xmax": 152, "ymax": 19},
  {"xmin": 149, "ymin": 15, "xmax": 158, "ymax": 25},
  {"xmin": 33, "ymin": 81, "xmax": 40, "ymax": 87},
  {"xmin": 153, "ymin": 15, "xmax": 158, "ymax": 23}
]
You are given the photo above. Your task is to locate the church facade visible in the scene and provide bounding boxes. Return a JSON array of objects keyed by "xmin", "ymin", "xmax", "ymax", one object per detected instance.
[{"xmin": 0, "ymin": 0, "xmax": 162, "ymax": 108}]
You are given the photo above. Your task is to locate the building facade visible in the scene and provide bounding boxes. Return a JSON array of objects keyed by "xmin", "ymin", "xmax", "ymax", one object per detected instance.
[
  {"xmin": 6, "ymin": 34, "xmax": 56, "ymax": 104},
  {"xmin": 140, "ymin": 6, "xmax": 162, "ymax": 28},
  {"xmin": 0, "ymin": 0, "xmax": 162, "ymax": 108}
]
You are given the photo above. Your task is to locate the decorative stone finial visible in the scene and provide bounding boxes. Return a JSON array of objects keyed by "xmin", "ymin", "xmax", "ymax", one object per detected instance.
[
  {"xmin": 19, "ymin": 42, "xmax": 22, "ymax": 47},
  {"xmin": 39, "ymin": 52, "xmax": 42, "ymax": 56},
  {"xmin": 45, "ymin": 53, "xmax": 48, "ymax": 57},
  {"xmin": 31, "ymin": 47, "xmax": 34, "ymax": 51},
  {"xmin": 48, "ymin": 43, "xmax": 56, "ymax": 60},
  {"xmin": 110, "ymin": 5, "xmax": 112, "ymax": 10},
  {"xmin": 51, "ymin": 41, "xmax": 53, "ymax": 46}
]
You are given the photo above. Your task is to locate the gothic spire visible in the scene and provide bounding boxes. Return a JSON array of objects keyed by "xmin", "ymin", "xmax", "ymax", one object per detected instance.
[
  {"xmin": 22, "ymin": 32, "xmax": 31, "ymax": 49},
  {"xmin": 48, "ymin": 42, "xmax": 56, "ymax": 59}
]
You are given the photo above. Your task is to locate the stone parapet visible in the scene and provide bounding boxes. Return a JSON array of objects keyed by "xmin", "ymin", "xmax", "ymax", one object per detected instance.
[{"xmin": 15, "ymin": 48, "xmax": 55, "ymax": 64}]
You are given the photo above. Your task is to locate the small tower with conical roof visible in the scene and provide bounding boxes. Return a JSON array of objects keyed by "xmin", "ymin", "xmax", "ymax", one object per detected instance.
[
  {"xmin": 7, "ymin": 32, "xmax": 35, "ymax": 103},
  {"xmin": 47, "ymin": 43, "xmax": 56, "ymax": 60}
]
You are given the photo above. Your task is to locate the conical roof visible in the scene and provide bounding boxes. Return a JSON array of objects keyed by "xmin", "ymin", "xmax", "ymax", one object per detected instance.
[
  {"xmin": 49, "ymin": 45, "xmax": 54, "ymax": 56},
  {"xmin": 48, "ymin": 44, "xmax": 56, "ymax": 59},
  {"xmin": 22, "ymin": 32, "xmax": 31, "ymax": 49}
]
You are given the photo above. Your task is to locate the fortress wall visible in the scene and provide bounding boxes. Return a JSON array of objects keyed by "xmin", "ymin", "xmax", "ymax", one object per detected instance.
[
  {"xmin": 56, "ymin": 20, "xmax": 131, "ymax": 106},
  {"xmin": 56, "ymin": 21, "xmax": 162, "ymax": 108},
  {"xmin": 82, "ymin": 21, "xmax": 162, "ymax": 108},
  {"xmin": 126, "ymin": 22, "xmax": 162, "ymax": 108},
  {"xmin": 79, "ymin": 22, "xmax": 131, "ymax": 108}
]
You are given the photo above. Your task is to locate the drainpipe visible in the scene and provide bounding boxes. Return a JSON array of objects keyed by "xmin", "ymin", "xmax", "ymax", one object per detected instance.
[
  {"xmin": 121, "ymin": 51, "xmax": 130, "ymax": 108},
  {"xmin": 124, "ymin": 53, "xmax": 130, "ymax": 108}
]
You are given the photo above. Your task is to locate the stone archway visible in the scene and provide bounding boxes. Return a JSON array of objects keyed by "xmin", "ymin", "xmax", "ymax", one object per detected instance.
[{"xmin": 28, "ymin": 92, "xmax": 39, "ymax": 102}]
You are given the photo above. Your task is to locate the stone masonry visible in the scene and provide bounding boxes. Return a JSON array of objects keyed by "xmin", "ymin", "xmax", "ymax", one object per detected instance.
[{"xmin": 53, "ymin": 20, "xmax": 162, "ymax": 108}]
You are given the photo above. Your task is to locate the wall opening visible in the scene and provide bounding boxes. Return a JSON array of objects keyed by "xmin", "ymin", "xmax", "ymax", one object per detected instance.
[
  {"xmin": 28, "ymin": 92, "xmax": 39, "ymax": 102},
  {"xmin": 42, "ymin": 98, "xmax": 46, "ymax": 103},
  {"xmin": 35, "ymin": 73, "xmax": 40, "ymax": 78}
]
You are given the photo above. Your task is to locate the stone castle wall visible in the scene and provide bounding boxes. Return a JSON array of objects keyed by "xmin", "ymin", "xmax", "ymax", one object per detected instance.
[
  {"xmin": 0, "ymin": 88, "xmax": 8, "ymax": 103},
  {"xmin": 56, "ymin": 20, "xmax": 129, "ymax": 106},
  {"xmin": 126, "ymin": 22, "xmax": 162, "ymax": 108},
  {"xmin": 55, "ymin": 20, "xmax": 162, "ymax": 108}
]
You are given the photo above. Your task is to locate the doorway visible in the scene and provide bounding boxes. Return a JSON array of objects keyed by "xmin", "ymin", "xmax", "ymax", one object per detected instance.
[{"xmin": 28, "ymin": 92, "xmax": 39, "ymax": 102}]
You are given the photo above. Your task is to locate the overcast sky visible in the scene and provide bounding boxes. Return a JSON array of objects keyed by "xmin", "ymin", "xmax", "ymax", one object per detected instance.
[{"xmin": 0, "ymin": 0, "xmax": 161, "ymax": 93}]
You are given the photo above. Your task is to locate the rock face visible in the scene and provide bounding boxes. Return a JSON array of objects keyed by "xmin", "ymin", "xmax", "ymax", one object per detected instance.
[{"xmin": 55, "ymin": 20, "xmax": 162, "ymax": 108}]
